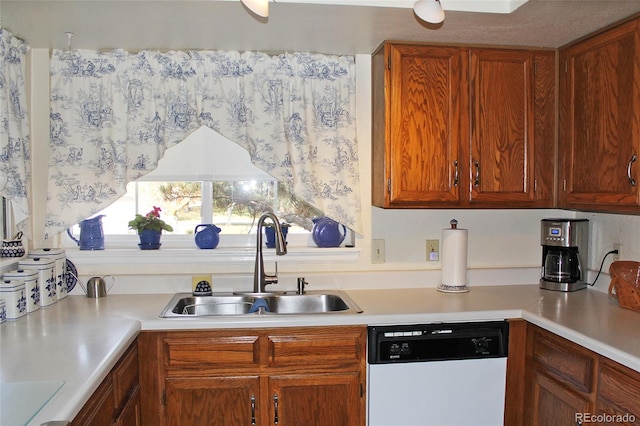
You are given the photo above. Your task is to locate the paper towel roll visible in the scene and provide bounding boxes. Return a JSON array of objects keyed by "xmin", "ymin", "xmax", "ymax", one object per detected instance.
[{"xmin": 441, "ymin": 228, "xmax": 468, "ymax": 286}]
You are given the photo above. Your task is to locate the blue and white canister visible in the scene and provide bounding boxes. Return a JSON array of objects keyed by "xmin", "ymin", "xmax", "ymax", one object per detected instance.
[
  {"xmin": 29, "ymin": 248, "xmax": 67, "ymax": 300},
  {"xmin": 0, "ymin": 299, "xmax": 6, "ymax": 323},
  {"xmin": 19, "ymin": 258, "xmax": 56, "ymax": 307},
  {"xmin": 0, "ymin": 279, "xmax": 27, "ymax": 320},
  {"xmin": 3, "ymin": 269, "xmax": 40, "ymax": 313}
]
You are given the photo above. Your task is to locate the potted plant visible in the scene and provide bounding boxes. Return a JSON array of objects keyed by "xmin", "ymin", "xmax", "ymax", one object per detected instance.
[{"xmin": 128, "ymin": 206, "xmax": 173, "ymax": 250}]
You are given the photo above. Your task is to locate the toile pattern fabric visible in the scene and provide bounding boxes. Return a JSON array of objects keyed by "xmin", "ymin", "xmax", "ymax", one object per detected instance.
[
  {"xmin": 47, "ymin": 49, "xmax": 361, "ymax": 237},
  {"xmin": 0, "ymin": 29, "xmax": 31, "ymax": 230}
]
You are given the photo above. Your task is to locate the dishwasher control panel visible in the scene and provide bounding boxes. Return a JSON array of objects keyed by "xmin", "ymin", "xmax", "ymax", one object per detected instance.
[{"xmin": 367, "ymin": 321, "xmax": 509, "ymax": 364}]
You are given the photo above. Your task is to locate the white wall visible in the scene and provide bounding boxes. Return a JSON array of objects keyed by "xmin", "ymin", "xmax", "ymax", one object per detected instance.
[{"xmin": 19, "ymin": 50, "xmax": 640, "ymax": 293}]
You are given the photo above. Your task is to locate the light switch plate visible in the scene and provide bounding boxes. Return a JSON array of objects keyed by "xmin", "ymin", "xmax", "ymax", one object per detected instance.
[{"xmin": 372, "ymin": 239, "xmax": 385, "ymax": 264}]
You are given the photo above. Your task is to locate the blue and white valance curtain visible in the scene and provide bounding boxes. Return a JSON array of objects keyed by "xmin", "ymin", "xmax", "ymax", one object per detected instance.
[
  {"xmin": 0, "ymin": 29, "xmax": 31, "ymax": 231},
  {"xmin": 47, "ymin": 49, "xmax": 361, "ymax": 237}
]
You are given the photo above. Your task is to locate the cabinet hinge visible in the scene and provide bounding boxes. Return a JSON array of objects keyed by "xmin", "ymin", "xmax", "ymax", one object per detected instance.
[
  {"xmin": 360, "ymin": 383, "xmax": 364, "ymax": 398},
  {"xmin": 387, "ymin": 178, "xmax": 391, "ymax": 193},
  {"xmin": 534, "ymin": 62, "xmax": 537, "ymax": 75},
  {"xmin": 563, "ymin": 179, "xmax": 567, "ymax": 192},
  {"xmin": 564, "ymin": 60, "xmax": 568, "ymax": 73},
  {"xmin": 387, "ymin": 54, "xmax": 391, "ymax": 70},
  {"xmin": 534, "ymin": 179, "xmax": 538, "ymax": 193},
  {"xmin": 162, "ymin": 390, "xmax": 166, "ymax": 406}
]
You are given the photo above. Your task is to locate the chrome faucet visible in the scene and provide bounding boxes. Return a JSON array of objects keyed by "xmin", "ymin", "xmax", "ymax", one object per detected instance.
[{"xmin": 254, "ymin": 212, "xmax": 287, "ymax": 293}]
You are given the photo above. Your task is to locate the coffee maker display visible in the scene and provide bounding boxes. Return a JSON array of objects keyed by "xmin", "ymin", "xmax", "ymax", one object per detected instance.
[{"xmin": 540, "ymin": 218, "xmax": 589, "ymax": 292}]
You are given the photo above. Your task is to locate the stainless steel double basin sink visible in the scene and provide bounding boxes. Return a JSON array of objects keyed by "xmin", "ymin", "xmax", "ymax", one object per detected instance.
[{"xmin": 159, "ymin": 290, "xmax": 363, "ymax": 317}]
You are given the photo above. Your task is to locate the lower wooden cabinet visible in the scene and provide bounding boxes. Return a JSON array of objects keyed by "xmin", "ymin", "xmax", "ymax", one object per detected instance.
[
  {"xmin": 516, "ymin": 324, "xmax": 640, "ymax": 426},
  {"xmin": 597, "ymin": 358, "xmax": 640, "ymax": 425},
  {"xmin": 525, "ymin": 367, "xmax": 591, "ymax": 425},
  {"xmin": 72, "ymin": 340, "xmax": 141, "ymax": 426},
  {"xmin": 138, "ymin": 326, "xmax": 367, "ymax": 426}
]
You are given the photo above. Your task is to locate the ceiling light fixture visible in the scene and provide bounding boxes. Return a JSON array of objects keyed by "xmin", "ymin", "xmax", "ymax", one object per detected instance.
[
  {"xmin": 241, "ymin": 0, "xmax": 269, "ymax": 17},
  {"xmin": 413, "ymin": 0, "xmax": 445, "ymax": 24}
]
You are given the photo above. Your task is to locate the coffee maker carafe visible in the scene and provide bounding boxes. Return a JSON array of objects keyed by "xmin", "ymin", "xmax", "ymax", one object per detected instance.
[{"xmin": 540, "ymin": 219, "xmax": 589, "ymax": 292}]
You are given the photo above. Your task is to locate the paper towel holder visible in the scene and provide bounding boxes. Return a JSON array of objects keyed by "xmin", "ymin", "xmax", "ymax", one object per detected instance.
[{"xmin": 437, "ymin": 219, "xmax": 469, "ymax": 293}]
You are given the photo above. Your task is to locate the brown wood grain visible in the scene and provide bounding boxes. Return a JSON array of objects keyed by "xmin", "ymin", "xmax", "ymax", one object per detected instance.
[
  {"xmin": 559, "ymin": 17, "xmax": 640, "ymax": 211},
  {"xmin": 141, "ymin": 326, "xmax": 366, "ymax": 426},
  {"xmin": 372, "ymin": 41, "xmax": 556, "ymax": 209}
]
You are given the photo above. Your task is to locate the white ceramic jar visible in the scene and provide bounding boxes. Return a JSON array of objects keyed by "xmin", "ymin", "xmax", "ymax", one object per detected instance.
[
  {"xmin": 0, "ymin": 279, "xmax": 27, "ymax": 320},
  {"xmin": 19, "ymin": 258, "xmax": 56, "ymax": 307},
  {"xmin": 3, "ymin": 269, "xmax": 40, "ymax": 313},
  {"xmin": 29, "ymin": 248, "xmax": 67, "ymax": 299}
]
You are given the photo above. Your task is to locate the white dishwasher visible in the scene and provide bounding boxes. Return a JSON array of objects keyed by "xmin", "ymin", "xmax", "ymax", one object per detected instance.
[{"xmin": 367, "ymin": 321, "xmax": 509, "ymax": 426}]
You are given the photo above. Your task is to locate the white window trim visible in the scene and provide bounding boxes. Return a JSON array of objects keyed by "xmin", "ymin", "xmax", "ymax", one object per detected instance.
[{"xmin": 63, "ymin": 231, "xmax": 360, "ymax": 272}]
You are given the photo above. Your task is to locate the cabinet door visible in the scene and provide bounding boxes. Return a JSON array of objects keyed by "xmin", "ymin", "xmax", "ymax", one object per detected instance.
[
  {"xmin": 559, "ymin": 18, "xmax": 640, "ymax": 211},
  {"xmin": 470, "ymin": 49, "xmax": 550, "ymax": 205},
  {"xmin": 165, "ymin": 376, "xmax": 260, "ymax": 426},
  {"xmin": 115, "ymin": 387, "xmax": 141, "ymax": 426},
  {"xmin": 267, "ymin": 373, "xmax": 363, "ymax": 426},
  {"xmin": 596, "ymin": 358, "xmax": 640, "ymax": 425},
  {"xmin": 71, "ymin": 375, "xmax": 115, "ymax": 426},
  {"xmin": 374, "ymin": 43, "xmax": 467, "ymax": 206},
  {"xmin": 524, "ymin": 367, "xmax": 591, "ymax": 426}
]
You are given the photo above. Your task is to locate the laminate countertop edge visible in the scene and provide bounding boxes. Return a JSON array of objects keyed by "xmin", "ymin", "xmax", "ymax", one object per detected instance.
[{"xmin": 1, "ymin": 284, "xmax": 638, "ymax": 425}]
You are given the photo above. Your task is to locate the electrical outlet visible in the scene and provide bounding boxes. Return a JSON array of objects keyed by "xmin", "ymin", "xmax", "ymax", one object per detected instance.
[
  {"xmin": 372, "ymin": 239, "xmax": 385, "ymax": 264},
  {"xmin": 613, "ymin": 243, "xmax": 622, "ymax": 261},
  {"xmin": 426, "ymin": 239, "xmax": 439, "ymax": 261}
]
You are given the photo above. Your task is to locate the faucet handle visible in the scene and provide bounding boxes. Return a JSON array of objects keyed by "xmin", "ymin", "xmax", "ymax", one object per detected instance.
[{"xmin": 297, "ymin": 277, "xmax": 308, "ymax": 295}]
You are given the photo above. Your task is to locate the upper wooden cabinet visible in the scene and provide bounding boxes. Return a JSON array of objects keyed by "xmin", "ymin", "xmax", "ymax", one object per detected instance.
[
  {"xmin": 372, "ymin": 43, "xmax": 466, "ymax": 206},
  {"xmin": 559, "ymin": 18, "xmax": 640, "ymax": 212},
  {"xmin": 372, "ymin": 41, "xmax": 556, "ymax": 209},
  {"xmin": 470, "ymin": 49, "xmax": 556, "ymax": 206}
]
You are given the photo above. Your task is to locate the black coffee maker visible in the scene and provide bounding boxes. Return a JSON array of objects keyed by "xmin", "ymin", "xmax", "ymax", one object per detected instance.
[{"xmin": 540, "ymin": 218, "xmax": 589, "ymax": 292}]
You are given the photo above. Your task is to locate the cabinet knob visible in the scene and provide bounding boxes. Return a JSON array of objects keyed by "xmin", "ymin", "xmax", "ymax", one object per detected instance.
[{"xmin": 628, "ymin": 154, "xmax": 637, "ymax": 186}]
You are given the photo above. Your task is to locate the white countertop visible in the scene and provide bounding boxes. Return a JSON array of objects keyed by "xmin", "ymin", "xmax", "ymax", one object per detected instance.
[{"xmin": 1, "ymin": 285, "xmax": 639, "ymax": 425}]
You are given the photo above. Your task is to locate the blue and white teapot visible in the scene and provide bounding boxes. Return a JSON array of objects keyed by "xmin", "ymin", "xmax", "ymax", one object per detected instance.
[{"xmin": 311, "ymin": 217, "xmax": 346, "ymax": 248}]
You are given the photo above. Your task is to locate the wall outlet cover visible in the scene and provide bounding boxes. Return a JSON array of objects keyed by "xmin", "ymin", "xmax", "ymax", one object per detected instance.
[
  {"xmin": 192, "ymin": 275, "xmax": 212, "ymax": 294},
  {"xmin": 427, "ymin": 239, "xmax": 439, "ymax": 261}
]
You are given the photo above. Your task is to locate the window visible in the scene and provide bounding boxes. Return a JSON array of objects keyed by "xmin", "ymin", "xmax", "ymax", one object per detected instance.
[
  {"xmin": 99, "ymin": 180, "xmax": 321, "ymax": 236},
  {"xmin": 86, "ymin": 126, "xmax": 323, "ymax": 247}
]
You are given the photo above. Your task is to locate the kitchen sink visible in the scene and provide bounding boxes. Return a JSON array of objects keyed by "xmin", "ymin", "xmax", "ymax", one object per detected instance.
[{"xmin": 159, "ymin": 291, "xmax": 363, "ymax": 317}]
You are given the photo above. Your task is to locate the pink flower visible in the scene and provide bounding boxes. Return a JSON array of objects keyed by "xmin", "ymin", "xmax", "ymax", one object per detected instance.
[{"xmin": 148, "ymin": 206, "xmax": 162, "ymax": 218}]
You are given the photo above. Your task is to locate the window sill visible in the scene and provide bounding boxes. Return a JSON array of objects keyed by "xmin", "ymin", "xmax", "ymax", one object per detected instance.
[{"xmin": 65, "ymin": 246, "xmax": 360, "ymax": 273}]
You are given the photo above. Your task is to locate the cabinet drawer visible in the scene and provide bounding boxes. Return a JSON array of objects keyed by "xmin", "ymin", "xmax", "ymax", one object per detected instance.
[
  {"xmin": 597, "ymin": 358, "xmax": 640, "ymax": 420},
  {"xmin": 164, "ymin": 333, "xmax": 260, "ymax": 369},
  {"xmin": 528, "ymin": 326, "xmax": 595, "ymax": 393},
  {"xmin": 267, "ymin": 327, "xmax": 365, "ymax": 368},
  {"xmin": 113, "ymin": 342, "xmax": 139, "ymax": 404}
]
